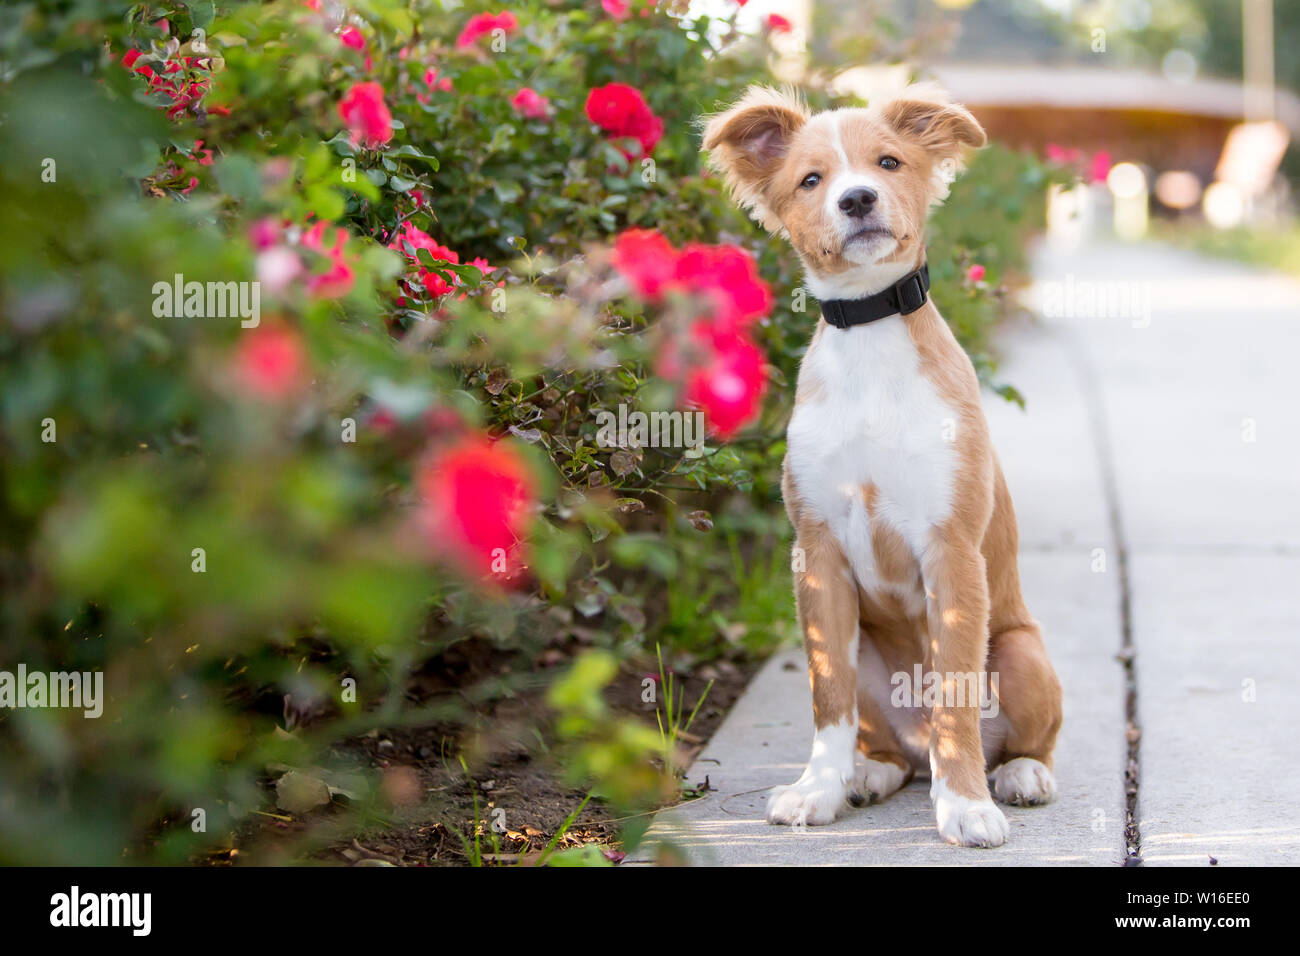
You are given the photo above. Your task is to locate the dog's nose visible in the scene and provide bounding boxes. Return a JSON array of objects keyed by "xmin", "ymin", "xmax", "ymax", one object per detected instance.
[{"xmin": 837, "ymin": 187, "xmax": 878, "ymax": 219}]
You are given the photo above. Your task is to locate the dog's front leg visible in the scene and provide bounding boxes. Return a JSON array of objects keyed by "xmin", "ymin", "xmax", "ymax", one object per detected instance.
[
  {"xmin": 768, "ymin": 524, "xmax": 860, "ymax": 826},
  {"xmin": 922, "ymin": 535, "xmax": 1009, "ymax": 847}
]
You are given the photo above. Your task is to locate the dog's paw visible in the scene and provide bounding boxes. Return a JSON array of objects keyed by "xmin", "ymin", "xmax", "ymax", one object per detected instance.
[
  {"xmin": 932, "ymin": 778, "xmax": 1009, "ymax": 848},
  {"xmin": 853, "ymin": 756, "xmax": 908, "ymax": 804},
  {"xmin": 990, "ymin": 757, "xmax": 1057, "ymax": 806},
  {"xmin": 767, "ymin": 772, "xmax": 848, "ymax": 826}
]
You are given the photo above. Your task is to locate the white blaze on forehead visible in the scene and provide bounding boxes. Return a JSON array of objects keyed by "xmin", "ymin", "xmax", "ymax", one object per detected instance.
[
  {"xmin": 829, "ymin": 112, "xmax": 850, "ymax": 168},
  {"xmin": 823, "ymin": 112, "xmax": 886, "ymax": 222}
]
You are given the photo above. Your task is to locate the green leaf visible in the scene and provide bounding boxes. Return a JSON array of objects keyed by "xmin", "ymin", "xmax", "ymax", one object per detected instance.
[
  {"xmin": 388, "ymin": 145, "xmax": 439, "ymax": 170},
  {"xmin": 439, "ymin": 262, "xmax": 483, "ymax": 284},
  {"xmin": 213, "ymin": 154, "xmax": 260, "ymax": 203},
  {"xmin": 995, "ymin": 383, "xmax": 1026, "ymax": 410},
  {"xmin": 186, "ymin": 0, "xmax": 215, "ymax": 30},
  {"xmin": 611, "ymin": 534, "xmax": 677, "ymax": 578},
  {"xmin": 305, "ymin": 184, "xmax": 344, "ymax": 221},
  {"xmin": 325, "ymin": 132, "xmax": 357, "ymax": 158},
  {"xmin": 414, "ymin": 247, "xmax": 451, "ymax": 269}
]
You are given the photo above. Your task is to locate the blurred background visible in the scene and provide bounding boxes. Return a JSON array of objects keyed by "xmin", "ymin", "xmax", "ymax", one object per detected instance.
[
  {"xmin": 717, "ymin": 0, "xmax": 1296, "ymax": 247},
  {"xmin": 0, "ymin": 0, "xmax": 1293, "ymax": 867}
]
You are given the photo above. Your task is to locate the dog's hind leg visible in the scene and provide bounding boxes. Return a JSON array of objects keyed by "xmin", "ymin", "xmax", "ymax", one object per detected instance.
[
  {"xmin": 985, "ymin": 623, "xmax": 1062, "ymax": 806},
  {"xmin": 852, "ymin": 678, "xmax": 914, "ymax": 805},
  {"xmin": 980, "ymin": 462, "xmax": 1063, "ymax": 807},
  {"xmin": 851, "ymin": 625, "xmax": 920, "ymax": 805}
]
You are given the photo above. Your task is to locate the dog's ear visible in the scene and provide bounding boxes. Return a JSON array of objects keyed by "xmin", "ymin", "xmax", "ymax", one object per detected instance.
[
  {"xmin": 879, "ymin": 84, "xmax": 986, "ymax": 160},
  {"xmin": 879, "ymin": 84, "xmax": 985, "ymax": 203},
  {"xmin": 702, "ymin": 86, "xmax": 808, "ymax": 230}
]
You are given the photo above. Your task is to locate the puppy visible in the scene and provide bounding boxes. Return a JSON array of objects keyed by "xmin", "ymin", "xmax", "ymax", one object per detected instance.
[{"xmin": 703, "ymin": 84, "xmax": 1062, "ymax": 847}]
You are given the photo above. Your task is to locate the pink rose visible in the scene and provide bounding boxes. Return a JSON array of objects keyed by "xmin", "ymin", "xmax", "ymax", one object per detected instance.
[
  {"xmin": 510, "ymin": 87, "xmax": 551, "ymax": 120},
  {"xmin": 338, "ymin": 82, "xmax": 393, "ymax": 149},
  {"xmin": 338, "ymin": 26, "xmax": 365, "ymax": 50}
]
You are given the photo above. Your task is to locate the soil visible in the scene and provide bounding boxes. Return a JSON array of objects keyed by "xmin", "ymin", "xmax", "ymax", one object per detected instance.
[{"xmin": 216, "ymin": 641, "xmax": 764, "ymax": 867}]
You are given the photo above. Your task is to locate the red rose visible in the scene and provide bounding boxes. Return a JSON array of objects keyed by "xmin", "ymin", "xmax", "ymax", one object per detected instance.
[
  {"xmin": 301, "ymin": 222, "xmax": 356, "ymax": 298},
  {"xmin": 585, "ymin": 83, "xmax": 649, "ymax": 133},
  {"xmin": 673, "ymin": 243, "xmax": 772, "ymax": 328},
  {"xmin": 766, "ymin": 14, "xmax": 793, "ymax": 33},
  {"xmin": 233, "ymin": 325, "xmax": 308, "ymax": 400},
  {"xmin": 418, "ymin": 437, "xmax": 536, "ymax": 577},
  {"xmin": 510, "ymin": 87, "xmax": 551, "ymax": 120},
  {"xmin": 610, "ymin": 232, "xmax": 773, "ymax": 325},
  {"xmin": 338, "ymin": 82, "xmax": 393, "ymax": 149},
  {"xmin": 602, "ymin": 0, "xmax": 630, "ymax": 20},
  {"xmin": 632, "ymin": 111, "xmax": 664, "ymax": 156},
  {"xmin": 388, "ymin": 221, "xmax": 459, "ymax": 265},
  {"xmin": 966, "ymin": 264, "xmax": 986, "ymax": 283},
  {"xmin": 121, "ymin": 48, "xmax": 155, "ymax": 80},
  {"xmin": 585, "ymin": 83, "xmax": 663, "ymax": 158},
  {"xmin": 1045, "ymin": 143, "xmax": 1080, "ymax": 164},
  {"xmin": 456, "ymin": 12, "xmax": 519, "ymax": 49},
  {"xmin": 1089, "ymin": 150, "xmax": 1112, "ymax": 184},
  {"xmin": 307, "ymin": 258, "xmax": 355, "ymax": 299},
  {"xmin": 338, "ymin": 26, "xmax": 365, "ymax": 50},
  {"xmin": 679, "ymin": 323, "xmax": 767, "ymax": 439},
  {"xmin": 248, "ymin": 217, "xmax": 281, "ymax": 251},
  {"xmin": 388, "ymin": 221, "xmax": 463, "ymax": 303},
  {"xmin": 614, "ymin": 231, "xmax": 772, "ymax": 438},
  {"xmin": 611, "ymin": 229, "xmax": 679, "ymax": 301}
]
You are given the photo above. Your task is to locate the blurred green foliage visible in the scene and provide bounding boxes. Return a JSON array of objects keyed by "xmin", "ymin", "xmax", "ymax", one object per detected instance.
[
  {"xmin": 1152, "ymin": 220, "xmax": 1300, "ymax": 277},
  {"xmin": 0, "ymin": 0, "xmax": 1055, "ymax": 864}
]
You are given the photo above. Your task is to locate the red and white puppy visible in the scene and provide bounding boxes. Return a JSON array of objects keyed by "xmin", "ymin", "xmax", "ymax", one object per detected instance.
[{"xmin": 703, "ymin": 85, "xmax": 1062, "ymax": 847}]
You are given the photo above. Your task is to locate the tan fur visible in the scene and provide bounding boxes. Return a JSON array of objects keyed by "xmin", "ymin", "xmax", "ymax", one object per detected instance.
[
  {"xmin": 865, "ymin": 484, "xmax": 920, "ymax": 586},
  {"xmin": 704, "ymin": 85, "xmax": 987, "ymax": 284},
  {"xmin": 707, "ymin": 82, "xmax": 1062, "ymax": 826},
  {"xmin": 856, "ymin": 689, "xmax": 914, "ymax": 784},
  {"xmin": 782, "ymin": 476, "xmax": 860, "ymax": 728},
  {"xmin": 702, "ymin": 85, "xmax": 810, "ymax": 233}
]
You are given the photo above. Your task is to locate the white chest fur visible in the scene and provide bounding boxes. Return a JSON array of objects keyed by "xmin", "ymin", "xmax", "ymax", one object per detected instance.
[{"xmin": 786, "ymin": 316, "xmax": 959, "ymax": 608}]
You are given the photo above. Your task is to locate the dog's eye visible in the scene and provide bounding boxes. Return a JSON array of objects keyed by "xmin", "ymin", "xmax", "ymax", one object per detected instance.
[
  {"xmin": 879, "ymin": 156, "xmax": 900, "ymax": 170},
  {"xmin": 800, "ymin": 173, "xmax": 821, "ymax": 190}
]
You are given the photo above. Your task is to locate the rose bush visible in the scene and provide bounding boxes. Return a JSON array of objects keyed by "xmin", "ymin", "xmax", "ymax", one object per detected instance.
[{"xmin": 0, "ymin": 0, "xmax": 1057, "ymax": 863}]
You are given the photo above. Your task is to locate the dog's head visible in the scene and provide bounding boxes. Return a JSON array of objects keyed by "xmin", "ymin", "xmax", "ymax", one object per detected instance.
[{"xmin": 702, "ymin": 84, "xmax": 985, "ymax": 298}]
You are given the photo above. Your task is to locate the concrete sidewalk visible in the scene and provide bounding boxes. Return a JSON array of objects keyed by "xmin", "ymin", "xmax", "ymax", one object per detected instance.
[{"xmin": 630, "ymin": 240, "xmax": 1300, "ymax": 866}]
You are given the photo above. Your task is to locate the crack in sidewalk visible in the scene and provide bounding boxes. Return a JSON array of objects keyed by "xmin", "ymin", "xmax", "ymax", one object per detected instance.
[{"xmin": 1059, "ymin": 327, "xmax": 1143, "ymax": 866}]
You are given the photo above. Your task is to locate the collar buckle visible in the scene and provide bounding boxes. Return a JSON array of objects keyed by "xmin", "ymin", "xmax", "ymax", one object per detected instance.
[{"xmin": 896, "ymin": 270, "xmax": 928, "ymax": 315}]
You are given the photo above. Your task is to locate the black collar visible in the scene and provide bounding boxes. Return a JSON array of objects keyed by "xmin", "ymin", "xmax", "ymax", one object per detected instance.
[{"xmin": 819, "ymin": 263, "xmax": 930, "ymax": 329}]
